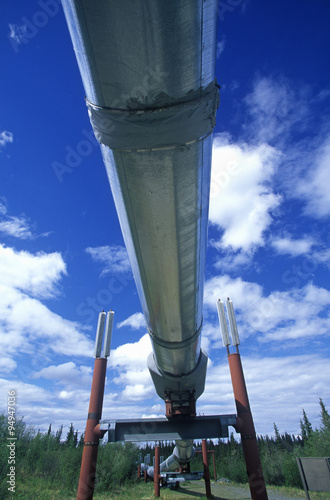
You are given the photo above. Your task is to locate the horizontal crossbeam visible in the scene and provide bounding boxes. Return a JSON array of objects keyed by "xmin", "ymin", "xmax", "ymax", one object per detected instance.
[{"xmin": 100, "ymin": 414, "xmax": 237, "ymax": 442}]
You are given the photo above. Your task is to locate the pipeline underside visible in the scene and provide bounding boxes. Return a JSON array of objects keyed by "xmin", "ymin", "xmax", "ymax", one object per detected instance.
[{"xmin": 62, "ymin": 0, "xmax": 219, "ymax": 470}]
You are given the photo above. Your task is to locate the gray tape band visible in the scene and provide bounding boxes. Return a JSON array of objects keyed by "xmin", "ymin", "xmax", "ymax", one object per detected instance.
[
  {"xmin": 86, "ymin": 80, "xmax": 219, "ymax": 150},
  {"xmin": 148, "ymin": 319, "xmax": 203, "ymax": 351},
  {"xmin": 88, "ymin": 412, "xmax": 101, "ymax": 420}
]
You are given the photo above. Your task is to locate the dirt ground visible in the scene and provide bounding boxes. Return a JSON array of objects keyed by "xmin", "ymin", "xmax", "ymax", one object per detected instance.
[{"xmin": 173, "ymin": 480, "xmax": 308, "ymax": 500}]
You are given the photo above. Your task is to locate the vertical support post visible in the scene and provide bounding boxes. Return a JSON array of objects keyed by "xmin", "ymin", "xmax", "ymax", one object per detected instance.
[
  {"xmin": 154, "ymin": 445, "xmax": 160, "ymax": 497},
  {"xmin": 77, "ymin": 310, "xmax": 113, "ymax": 500},
  {"xmin": 202, "ymin": 439, "xmax": 212, "ymax": 498},
  {"xmin": 228, "ymin": 353, "xmax": 268, "ymax": 500},
  {"xmin": 137, "ymin": 464, "xmax": 141, "ymax": 480},
  {"xmin": 76, "ymin": 357, "xmax": 107, "ymax": 500}
]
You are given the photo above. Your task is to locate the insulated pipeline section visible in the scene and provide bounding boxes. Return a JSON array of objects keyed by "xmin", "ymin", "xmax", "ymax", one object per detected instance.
[
  {"xmin": 100, "ymin": 137, "xmax": 212, "ymax": 378},
  {"xmin": 62, "ymin": 0, "xmax": 219, "ymax": 388}
]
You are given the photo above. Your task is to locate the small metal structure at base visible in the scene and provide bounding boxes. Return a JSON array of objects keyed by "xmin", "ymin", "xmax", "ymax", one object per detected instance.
[
  {"xmin": 202, "ymin": 439, "xmax": 212, "ymax": 498},
  {"xmin": 296, "ymin": 457, "xmax": 330, "ymax": 500},
  {"xmin": 217, "ymin": 299, "xmax": 268, "ymax": 500},
  {"xmin": 101, "ymin": 414, "xmax": 236, "ymax": 496},
  {"xmin": 195, "ymin": 447, "xmax": 217, "ymax": 481},
  {"xmin": 76, "ymin": 311, "xmax": 114, "ymax": 500}
]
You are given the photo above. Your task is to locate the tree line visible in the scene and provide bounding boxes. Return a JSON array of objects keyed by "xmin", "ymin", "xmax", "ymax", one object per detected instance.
[
  {"xmin": 138, "ymin": 398, "xmax": 330, "ymax": 488},
  {"xmin": 0, "ymin": 398, "xmax": 329, "ymax": 497}
]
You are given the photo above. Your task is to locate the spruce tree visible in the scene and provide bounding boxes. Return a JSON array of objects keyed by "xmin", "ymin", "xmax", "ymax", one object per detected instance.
[
  {"xmin": 300, "ymin": 409, "xmax": 313, "ymax": 443},
  {"xmin": 66, "ymin": 423, "xmax": 75, "ymax": 447},
  {"xmin": 56, "ymin": 424, "xmax": 63, "ymax": 443},
  {"xmin": 319, "ymin": 398, "xmax": 330, "ymax": 433}
]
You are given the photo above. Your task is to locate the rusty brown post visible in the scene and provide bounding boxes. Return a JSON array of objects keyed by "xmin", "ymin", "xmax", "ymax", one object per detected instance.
[
  {"xmin": 154, "ymin": 445, "xmax": 160, "ymax": 497},
  {"xmin": 77, "ymin": 357, "xmax": 107, "ymax": 500},
  {"xmin": 228, "ymin": 352, "xmax": 268, "ymax": 500},
  {"xmin": 202, "ymin": 439, "xmax": 212, "ymax": 498}
]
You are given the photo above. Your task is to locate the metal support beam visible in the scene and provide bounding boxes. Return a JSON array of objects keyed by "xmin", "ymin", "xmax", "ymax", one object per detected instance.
[
  {"xmin": 228, "ymin": 353, "xmax": 268, "ymax": 500},
  {"xmin": 202, "ymin": 439, "xmax": 212, "ymax": 499},
  {"xmin": 154, "ymin": 446, "xmax": 160, "ymax": 497},
  {"xmin": 76, "ymin": 310, "xmax": 114, "ymax": 500},
  {"xmin": 100, "ymin": 414, "xmax": 237, "ymax": 442},
  {"xmin": 76, "ymin": 357, "xmax": 107, "ymax": 500}
]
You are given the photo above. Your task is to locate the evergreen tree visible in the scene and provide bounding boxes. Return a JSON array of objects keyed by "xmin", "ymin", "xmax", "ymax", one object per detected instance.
[
  {"xmin": 74, "ymin": 430, "xmax": 78, "ymax": 447},
  {"xmin": 273, "ymin": 423, "xmax": 283, "ymax": 451},
  {"xmin": 66, "ymin": 423, "xmax": 76, "ymax": 447},
  {"xmin": 319, "ymin": 398, "xmax": 330, "ymax": 433},
  {"xmin": 273, "ymin": 423, "xmax": 280, "ymax": 441},
  {"xmin": 56, "ymin": 424, "xmax": 63, "ymax": 443},
  {"xmin": 300, "ymin": 409, "xmax": 313, "ymax": 443},
  {"xmin": 78, "ymin": 432, "xmax": 85, "ymax": 447}
]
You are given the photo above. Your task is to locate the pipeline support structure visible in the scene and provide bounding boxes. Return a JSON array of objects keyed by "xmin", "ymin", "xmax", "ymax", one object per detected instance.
[
  {"xmin": 62, "ymin": 0, "xmax": 219, "ymax": 474},
  {"xmin": 218, "ymin": 299, "xmax": 268, "ymax": 500},
  {"xmin": 60, "ymin": 3, "xmax": 269, "ymax": 498},
  {"xmin": 76, "ymin": 311, "xmax": 113, "ymax": 500},
  {"xmin": 77, "ymin": 357, "xmax": 107, "ymax": 500},
  {"xmin": 202, "ymin": 439, "xmax": 212, "ymax": 499},
  {"xmin": 228, "ymin": 352, "xmax": 268, "ymax": 500}
]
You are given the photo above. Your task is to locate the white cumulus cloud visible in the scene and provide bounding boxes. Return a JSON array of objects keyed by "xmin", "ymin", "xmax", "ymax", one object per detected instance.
[
  {"xmin": 204, "ymin": 275, "xmax": 330, "ymax": 344},
  {"xmin": 8, "ymin": 24, "xmax": 27, "ymax": 47},
  {"xmin": 86, "ymin": 245, "xmax": 132, "ymax": 276},
  {"xmin": 0, "ymin": 243, "xmax": 94, "ymax": 364},
  {"xmin": 0, "ymin": 130, "xmax": 13, "ymax": 148},
  {"xmin": 271, "ymin": 236, "xmax": 315, "ymax": 257},
  {"xmin": 243, "ymin": 76, "xmax": 310, "ymax": 144},
  {"xmin": 117, "ymin": 312, "xmax": 145, "ymax": 330},
  {"xmin": 209, "ymin": 135, "xmax": 282, "ymax": 251},
  {"xmin": 109, "ymin": 334, "xmax": 152, "ymax": 370},
  {"xmin": 0, "ymin": 244, "xmax": 66, "ymax": 298},
  {"xmin": 32, "ymin": 362, "xmax": 93, "ymax": 389},
  {"xmin": 199, "ymin": 354, "xmax": 330, "ymax": 435},
  {"xmin": 296, "ymin": 135, "xmax": 330, "ymax": 218}
]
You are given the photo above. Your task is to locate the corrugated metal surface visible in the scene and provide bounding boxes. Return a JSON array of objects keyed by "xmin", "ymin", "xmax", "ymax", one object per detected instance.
[
  {"xmin": 62, "ymin": 0, "xmax": 219, "ymax": 465},
  {"xmin": 62, "ymin": 0, "xmax": 218, "ymax": 379}
]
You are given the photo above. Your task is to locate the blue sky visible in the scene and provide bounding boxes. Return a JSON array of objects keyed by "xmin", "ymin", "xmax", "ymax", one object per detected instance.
[{"xmin": 1, "ymin": 0, "xmax": 330, "ymax": 440}]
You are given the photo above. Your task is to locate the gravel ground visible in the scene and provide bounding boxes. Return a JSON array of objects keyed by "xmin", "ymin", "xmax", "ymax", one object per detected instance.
[
  {"xmin": 173, "ymin": 480, "xmax": 307, "ymax": 500},
  {"xmin": 209, "ymin": 482, "xmax": 305, "ymax": 499}
]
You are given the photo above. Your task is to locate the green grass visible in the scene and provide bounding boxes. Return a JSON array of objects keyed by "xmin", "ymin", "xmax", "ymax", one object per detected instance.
[
  {"xmin": 12, "ymin": 474, "xmax": 75, "ymax": 500},
  {"xmin": 12, "ymin": 475, "xmax": 330, "ymax": 500}
]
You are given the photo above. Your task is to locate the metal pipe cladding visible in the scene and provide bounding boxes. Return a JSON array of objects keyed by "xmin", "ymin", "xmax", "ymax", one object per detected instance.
[{"xmin": 62, "ymin": 0, "xmax": 219, "ymax": 467}]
